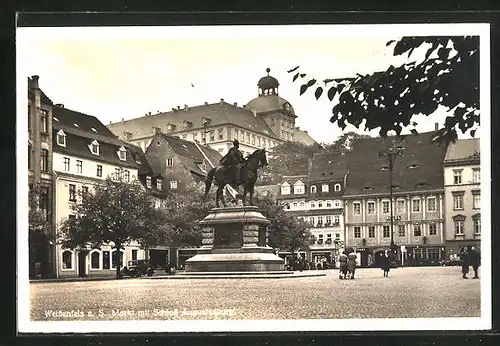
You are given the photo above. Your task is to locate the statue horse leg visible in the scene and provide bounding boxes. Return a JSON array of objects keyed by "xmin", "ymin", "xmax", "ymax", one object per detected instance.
[{"xmin": 218, "ymin": 185, "xmax": 227, "ymax": 207}]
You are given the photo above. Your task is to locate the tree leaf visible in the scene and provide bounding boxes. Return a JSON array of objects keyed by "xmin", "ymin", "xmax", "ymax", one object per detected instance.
[
  {"xmin": 292, "ymin": 73, "xmax": 299, "ymax": 82},
  {"xmin": 386, "ymin": 39, "xmax": 396, "ymax": 47},
  {"xmin": 287, "ymin": 65, "xmax": 300, "ymax": 73},
  {"xmin": 300, "ymin": 73, "xmax": 307, "ymax": 78},
  {"xmin": 300, "ymin": 84, "xmax": 309, "ymax": 96},
  {"xmin": 327, "ymin": 86, "xmax": 337, "ymax": 101},
  {"xmin": 470, "ymin": 129, "xmax": 476, "ymax": 137},
  {"xmin": 314, "ymin": 87, "xmax": 324, "ymax": 100},
  {"xmin": 410, "ymin": 129, "xmax": 419, "ymax": 135},
  {"xmin": 306, "ymin": 79, "xmax": 317, "ymax": 87}
]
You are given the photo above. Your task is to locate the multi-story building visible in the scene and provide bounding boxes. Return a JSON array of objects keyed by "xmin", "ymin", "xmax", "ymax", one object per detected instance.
[
  {"xmin": 443, "ymin": 139, "xmax": 481, "ymax": 256},
  {"xmin": 106, "ymin": 69, "xmax": 316, "ymax": 156},
  {"xmin": 140, "ymin": 132, "xmax": 222, "ymax": 269},
  {"xmin": 343, "ymin": 132, "xmax": 448, "ymax": 267},
  {"xmin": 28, "ymin": 75, "xmax": 55, "ymax": 279},
  {"xmin": 277, "ymin": 152, "xmax": 348, "ymax": 266},
  {"xmin": 52, "ymin": 104, "xmax": 146, "ymax": 278}
]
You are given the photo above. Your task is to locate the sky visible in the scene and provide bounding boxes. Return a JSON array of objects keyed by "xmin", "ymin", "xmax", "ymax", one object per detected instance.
[{"xmin": 17, "ymin": 24, "xmax": 485, "ymax": 143}]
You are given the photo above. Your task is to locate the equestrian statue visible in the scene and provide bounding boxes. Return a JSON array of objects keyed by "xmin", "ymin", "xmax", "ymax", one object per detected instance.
[{"xmin": 204, "ymin": 139, "xmax": 268, "ymax": 207}]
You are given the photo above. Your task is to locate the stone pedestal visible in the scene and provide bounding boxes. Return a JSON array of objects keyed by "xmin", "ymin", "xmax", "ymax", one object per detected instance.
[{"xmin": 185, "ymin": 206, "xmax": 284, "ymax": 272}]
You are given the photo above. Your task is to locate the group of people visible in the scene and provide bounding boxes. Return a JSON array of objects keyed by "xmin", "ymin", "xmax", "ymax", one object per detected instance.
[
  {"xmin": 338, "ymin": 251, "xmax": 357, "ymax": 279},
  {"xmin": 459, "ymin": 246, "xmax": 481, "ymax": 279}
]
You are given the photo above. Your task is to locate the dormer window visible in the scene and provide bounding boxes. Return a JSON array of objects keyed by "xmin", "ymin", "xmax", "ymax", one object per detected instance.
[
  {"xmin": 322, "ymin": 184, "xmax": 329, "ymax": 193},
  {"xmin": 310, "ymin": 185, "xmax": 317, "ymax": 193},
  {"xmin": 134, "ymin": 154, "xmax": 141, "ymax": 164},
  {"xmin": 117, "ymin": 146, "xmax": 127, "ymax": 161},
  {"xmin": 281, "ymin": 182, "xmax": 291, "ymax": 195},
  {"xmin": 57, "ymin": 129, "xmax": 66, "ymax": 147},
  {"xmin": 157, "ymin": 178, "xmax": 162, "ymax": 191},
  {"xmin": 89, "ymin": 140, "xmax": 100, "ymax": 155},
  {"xmin": 334, "ymin": 183, "xmax": 341, "ymax": 192},
  {"xmin": 146, "ymin": 176, "xmax": 152, "ymax": 189},
  {"xmin": 167, "ymin": 123, "xmax": 176, "ymax": 132}
]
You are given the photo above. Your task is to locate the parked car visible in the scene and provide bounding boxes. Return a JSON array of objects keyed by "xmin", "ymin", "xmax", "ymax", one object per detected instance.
[{"xmin": 121, "ymin": 260, "xmax": 154, "ymax": 277}]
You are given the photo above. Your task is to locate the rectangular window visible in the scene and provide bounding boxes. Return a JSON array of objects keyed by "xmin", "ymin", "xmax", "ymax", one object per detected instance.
[
  {"xmin": 170, "ymin": 181, "xmax": 178, "ymax": 189},
  {"xmin": 209, "ymin": 131, "xmax": 215, "ymax": 142},
  {"xmin": 453, "ymin": 194, "xmax": 464, "ymax": 210},
  {"xmin": 114, "ymin": 168, "xmax": 121, "ymax": 181},
  {"xmin": 412, "ymin": 199, "xmax": 421, "ymax": 213},
  {"xmin": 334, "ymin": 200, "xmax": 341, "ymax": 208},
  {"xmin": 317, "ymin": 234, "xmax": 324, "ymax": 244},
  {"xmin": 326, "ymin": 201, "xmax": 332, "ymax": 208},
  {"xmin": 316, "ymin": 216, "xmax": 323, "ymax": 227},
  {"xmin": 40, "ymin": 149, "xmax": 49, "ymax": 172},
  {"xmin": 123, "ymin": 170, "xmax": 130, "ymax": 183},
  {"xmin": 413, "ymin": 224, "xmax": 422, "ymax": 237},
  {"xmin": 429, "ymin": 223, "xmax": 437, "ymax": 236},
  {"xmin": 246, "ymin": 133, "xmax": 250, "ymax": 143},
  {"xmin": 368, "ymin": 226, "xmax": 375, "ymax": 238},
  {"xmin": 308, "ymin": 216, "xmax": 314, "ymax": 225},
  {"xmin": 334, "ymin": 215, "xmax": 340, "ymax": 224},
  {"xmin": 473, "ymin": 193, "xmax": 480, "ymax": 209},
  {"xmin": 397, "ymin": 200, "xmax": 405, "ymax": 214},
  {"xmin": 218, "ymin": 129, "xmax": 223, "ymax": 140},
  {"xmin": 69, "ymin": 184, "xmax": 76, "ymax": 202},
  {"xmin": 82, "ymin": 186, "xmax": 89, "ymax": 200},
  {"xmin": 102, "ymin": 251, "xmax": 110, "ymax": 269},
  {"xmin": 325, "ymin": 216, "xmax": 332, "ymax": 225},
  {"xmin": 146, "ymin": 176, "xmax": 152, "ymax": 188},
  {"xmin": 322, "ymin": 184, "xmax": 329, "ymax": 193},
  {"xmin": 40, "ymin": 109, "xmax": 48, "ymax": 133},
  {"xmin": 157, "ymin": 179, "xmax": 162, "ymax": 190},
  {"xmin": 257, "ymin": 137, "xmax": 261, "ymax": 147},
  {"xmin": 281, "ymin": 186, "xmax": 291, "ymax": 195},
  {"xmin": 251, "ymin": 134, "xmax": 255, "ymax": 145},
  {"xmin": 64, "ymin": 157, "xmax": 70, "ymax": 172},
  {"xmin": 294, "ymin": 186, "xmax": 304, "ymax": 194},
  {"xmin": 473, "ymin": 168, "xmax": 480, "ymax": 183},
  {"xmin": 353, "ymin": 202, "xmax": 361, "ymax": 215},
  {"xmin": 427, "ymin": 197, "xmax": 436, "ymax": 212},
  {"xmin": 335, "ymin": 233, "xmax": 340, "ymax": 240},
  {"xmin": 166, "ymin": 158, "xmax": 173, "ymax": 166},
  {"xmin": 39, "ymin": 186, "xmax": 49, "ymax": 221},
  {"xmin": 354, "ymin": 227, "xmax": 361, "ymax": 238},
  {"xmin": 112, "ymin": 251, "xmax": 123, "ymax": 269},
  {"xmin": 367, "ymin": 202, "xmax": 375, "ymax": 215},
  {"xmin": 474, "ymin": 218, "xmax": 481, "ymax": 234},
  {"xmin": 132, "ymin": 249, "xmax": 138, "ymax": 261},
  {"xmin": 383, "ymin": 225, "xmax": 390, "ymax": 238},
  {"xmin": 382, "ymin": 201, "xmax": 390, "ymax": 214},
  {"xmin": 398, "ymin": 225, "xmax": 405, "ymax": 237},
  {"xmin": 414, "ymin": 248, "xmax": 423, "ymax": 260},
  {"xmin": 454, "ymin": 220, "xmax": 464, "ymax": 235},
  {"xmin": 96, "ymin": 165, "xmax": 102, "ymax": 177},
  {"xmin": 318, "ymin": 201, "xmax": 323, "ymax": 208},
  {"xmin": 427, "ymin": 248, "xmax": 439, "ymax": 260},
  {"xmin": 76, "ymin": 160, "xmax": 82, "ymax": 173},
  {"xmin": 453, "ymin": 170, "xmax": 462, "ymax": 185}
]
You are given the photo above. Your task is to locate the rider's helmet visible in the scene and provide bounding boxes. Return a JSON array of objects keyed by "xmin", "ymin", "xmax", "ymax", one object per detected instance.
[{"xmin": 233, "ymin": 139, "xmax": 239, "ymax": 147}]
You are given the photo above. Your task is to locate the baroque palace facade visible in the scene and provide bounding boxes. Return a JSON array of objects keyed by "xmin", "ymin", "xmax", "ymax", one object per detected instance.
[{"xmin": 106, "ymin": 69, "xmax": 316, "ymax": 156}]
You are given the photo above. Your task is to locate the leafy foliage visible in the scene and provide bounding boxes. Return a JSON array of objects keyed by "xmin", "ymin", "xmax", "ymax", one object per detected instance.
[
  {"xmin": 29, "ymin": 184, "xmax": 48, "ymax": 233},
  {"xmin": 59, "ymin": 175, "xmax": 165, "ymax": 278},
  {"xmin": 254, "ymin": 195, "xmax": 313, "ymax": 256},
  {"xmin": 290, "ymin": 36, "xmax": 480, "ymax": 143}
]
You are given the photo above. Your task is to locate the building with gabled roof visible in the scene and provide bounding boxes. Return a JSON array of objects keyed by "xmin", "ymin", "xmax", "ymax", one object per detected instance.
[
  {"xmin": 343, "ymin": 131, "xmax": 449, "ymax": 267},
  {"xmin": 107, "ymin": 69, "xmax": 316, "ymax": 159},
  {"xmin": 51, "ymin": 104, "xmax": 148, "ymax": 278},
  {"xmin": 443, "ymin": 138, "xmax": 481, "ymax": 257}
]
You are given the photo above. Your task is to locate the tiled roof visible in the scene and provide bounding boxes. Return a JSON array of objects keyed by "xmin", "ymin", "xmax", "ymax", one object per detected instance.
[
  {"xmin": 52, "ymin": 107, "xmax": 142, "ymax": 169},
  {"xmin": 107, "ymin": 102, "xmax": 278, "ymax": 140},
  {"xmin": 281, "ymin": 175, "xmax": 308, "ymax": 185},
  {"xmin": 53, "ymin": 105, "xmax": 117, "ymax": 138},
  {"xmin": 309, "ymin": 152, "xmax": 348, "ymax": 182},
  {"xmin": 293, "ymin": 128, "xmax": 317, "ymax": 146},
  {"xmin": 344, "ymin": 132, "xmax": 448, "ymax": 196},
  {"xmin": 161, "ymin": 134, "xmax": 222, "ymax": 177},
  {"xmin": 245, "ymin": 94, "xmax": 295, "ymax": 116},
  {"xmin": 444, "ymin": 138, "xmax": 480, "ymax": 162}
]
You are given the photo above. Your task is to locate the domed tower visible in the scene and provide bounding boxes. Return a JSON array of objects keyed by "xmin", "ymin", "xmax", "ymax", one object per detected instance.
[{"xmin": 245, "ymin": 68, "xmax": 297, "ymax": 143}]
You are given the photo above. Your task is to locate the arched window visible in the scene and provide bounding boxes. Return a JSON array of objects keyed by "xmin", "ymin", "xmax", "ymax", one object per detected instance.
[
  {"xmin": 310, "ymin": 186, "xmax": 317, "ymax": 193},
  {"xmin": 334, "ymin": 183, "xmax": 341, "ymax": 192},
  {"xmin": 299, "ymin": 202, "xmax": 305, "ymax": 208},
  {"xmin": 91, "ymin": 251, "xmax": 101, "ymax": 269},
  {"xmin": 292, "ymin": 202, "xmax": 298, "ymax": 208},
  {"xmin": 62, "ymin": 250, "xmax": 73, "ymax": 270},
  {"xmin": 310, "ymin": 201, "xmax": 316, "ymax": 209}
]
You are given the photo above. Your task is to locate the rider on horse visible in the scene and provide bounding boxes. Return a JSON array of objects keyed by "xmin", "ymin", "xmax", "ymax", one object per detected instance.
[{"xmin": 219, "ymin": 139, "xmax": 247, "ymax": 190}]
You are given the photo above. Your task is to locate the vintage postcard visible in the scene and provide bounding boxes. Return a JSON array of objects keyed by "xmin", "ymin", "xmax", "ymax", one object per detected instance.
[{"xmin": 17, "ymin": 22, "xmax": 491, "ymax": 333}]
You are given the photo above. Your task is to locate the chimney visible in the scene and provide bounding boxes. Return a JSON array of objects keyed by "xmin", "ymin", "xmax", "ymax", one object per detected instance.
[
  {"xmin": 184, "ymin": 104, "xmax": 189, "ymax": 111},
  {"xmin": 177, "ymin": 106, "xmax": 181, "ymax": 110},
  {"xmin": 31, "ymin": 75, "xmax": 39, "ymax": 89},
  {"xmin": 435, "ymin": 123, "xmax": 439, "ymax": 131},
  {"xmin": 205, "ymin": 102, "xmax": 208, "ymax": 106},
  {"xmin": 55, "ymin": 103, "xmax": 64, "ymax": 108},
  {"xmin": 234, "ymin": 102, "xmax": 238, "ymax": 107},
  {"xmin": 148, "ymin": 111, "xmax": 151, "ymax": 116},
  {"xmin": 220, "ymin": 98, "xmax": 224, "ymax": 105}
]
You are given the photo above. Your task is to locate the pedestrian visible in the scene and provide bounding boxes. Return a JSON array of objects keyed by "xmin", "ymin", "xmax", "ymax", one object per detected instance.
[
  {"xmin": 339, "ymin": 251, "xmax": 348, "ymax": 279},
  {"xmin": 347, "ymin": 252, "xmax": 357, "ymax": 279},
  {"xmin": 380, "ymin": 250, "xmax": 390, "ymax": 277},
  {"xmin": 459, "ymin": 247, "xmax": 470, "ymax": 279},
  {"xmin": 469, "ymin": 247, "xmax": 480, "ymax": 279}
]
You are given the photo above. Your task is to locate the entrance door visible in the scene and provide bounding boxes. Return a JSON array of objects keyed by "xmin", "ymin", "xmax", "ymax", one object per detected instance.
[{"xmin": 78, "ymin": 251, "xmax": 88, "ymax": 277}]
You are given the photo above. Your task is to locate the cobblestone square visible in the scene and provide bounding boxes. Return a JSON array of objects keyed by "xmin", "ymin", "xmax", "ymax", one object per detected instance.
[{"xmin": 30, "ymin": 266, "xmax": 481, "ymax": 321}]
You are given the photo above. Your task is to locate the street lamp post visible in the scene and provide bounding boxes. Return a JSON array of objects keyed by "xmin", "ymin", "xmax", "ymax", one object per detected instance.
[{"xmin": 378, "ymin": 144, "xmax": 404, "ymax": 259}]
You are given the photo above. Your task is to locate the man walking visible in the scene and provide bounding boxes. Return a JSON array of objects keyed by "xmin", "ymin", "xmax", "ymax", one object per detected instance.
[
  {"xmin": 459, "ymin": 247, "xmax": 470, "ymax": 279},
  {"xmin": 469, "ymin": 247, "xmax": 480, "ymax": 279}
]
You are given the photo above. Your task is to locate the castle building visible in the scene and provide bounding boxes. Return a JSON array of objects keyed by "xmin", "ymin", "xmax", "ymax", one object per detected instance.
[
  {"xmin": 443, "ymin": 139, "xmax": 481, "ymax": 256},
  {"xmin": 106, "ymin": 69, "xmax": 316, "ymax": 156}
]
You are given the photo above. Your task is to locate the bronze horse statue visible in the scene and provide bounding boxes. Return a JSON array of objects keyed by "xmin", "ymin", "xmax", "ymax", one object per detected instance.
[{"xmin": 204, "ymin": 149, "xmax": 268, "ymax": 207}]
